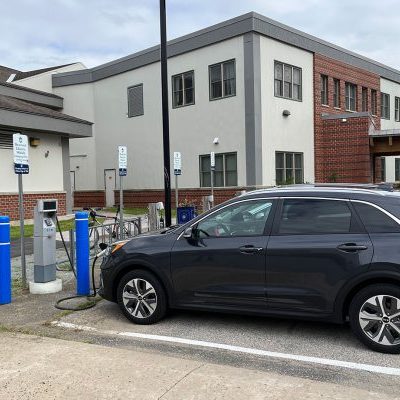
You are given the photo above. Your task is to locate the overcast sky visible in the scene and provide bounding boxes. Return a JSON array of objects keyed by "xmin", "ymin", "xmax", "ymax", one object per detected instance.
[{"xmin": 2, "ymin": 0, "xmax": 399, "ymax": 72}]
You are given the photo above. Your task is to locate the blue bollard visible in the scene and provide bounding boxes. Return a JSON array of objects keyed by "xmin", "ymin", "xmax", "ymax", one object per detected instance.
[
  {"xmin": 0, "ymin": 216, "xmax": 11, "ymax": 305},
  {"xmin": 75, "ymin": 211, "xmax": 89, "ymax": 296}
]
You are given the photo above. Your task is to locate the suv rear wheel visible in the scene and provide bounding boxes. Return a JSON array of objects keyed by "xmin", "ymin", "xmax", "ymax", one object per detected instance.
[
  {"xmin": 349, "ymin": 284, "xmax": 400, "ymax": 353},
  {"xmin": 117, "ymin": 270, "xmax": 167, "ymax": 325}
]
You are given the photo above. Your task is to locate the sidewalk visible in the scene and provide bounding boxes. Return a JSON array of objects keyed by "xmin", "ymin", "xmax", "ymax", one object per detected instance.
[{"xmin": 0, "ymin": 332, "xmax": 393, "ymax": 400}]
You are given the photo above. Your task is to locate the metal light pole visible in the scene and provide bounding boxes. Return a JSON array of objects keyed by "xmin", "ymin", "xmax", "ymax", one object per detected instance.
[{"xmin": 159, "ymin": 0, "xmax": 172, "ymax": 227}]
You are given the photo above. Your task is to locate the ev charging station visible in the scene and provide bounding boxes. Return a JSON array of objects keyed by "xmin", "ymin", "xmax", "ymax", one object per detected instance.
[{"xmin": 29, "ymin": 199, "xmax": 62, "ymax": 294}]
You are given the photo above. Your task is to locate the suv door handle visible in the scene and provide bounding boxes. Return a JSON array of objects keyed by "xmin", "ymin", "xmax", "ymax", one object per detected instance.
[
  {"xmin": 239, "ymin": 245, "xmax": 264, "ymax": 254},
  {"xmin": 337, "ymin": 243, "xmax": 368, "ymax": 252}
]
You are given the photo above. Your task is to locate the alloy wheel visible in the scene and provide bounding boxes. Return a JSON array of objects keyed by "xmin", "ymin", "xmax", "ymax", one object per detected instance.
[
  {"xmin": 359, "ymin": 295, "xmax": 400, "ymax": 346},
  {"xmin": 122, "ymin": 278, "xmax": 158, "ymax": 319}
]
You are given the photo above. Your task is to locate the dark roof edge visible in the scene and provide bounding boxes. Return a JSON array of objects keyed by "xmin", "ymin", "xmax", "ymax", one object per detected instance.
[
  {"xmin": 0, "ymin": 104, "xmax": 93, "ymax": 125},
  {"xmin": 52, "ymin": 11, "xmax": 400, "ymax": 87},
  {"xmin": 0, "ymin": 81, "xmax": 63, "ymax": 99},
  {"xmin": 0, "ymin": 82, "xmax": 63, "ymax": 110}
]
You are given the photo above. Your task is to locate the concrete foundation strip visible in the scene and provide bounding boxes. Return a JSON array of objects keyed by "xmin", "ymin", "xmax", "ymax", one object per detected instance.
[{"xmin": 52, "ymin": 320, "xmax": 400, "ymax": 376}]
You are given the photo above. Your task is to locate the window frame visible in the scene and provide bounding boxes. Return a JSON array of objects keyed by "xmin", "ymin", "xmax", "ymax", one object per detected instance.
[
  {"xmin": 171, "ymin": 70, "xmax": 195, "ymax": 108},
  {"xmin": 345, "ymin": 82, "xmax": 357, "ymax": 112},
  {"xmin": 371, "ymin": 89, "xmax": 378, "ymax": 116},
  {"xmin": 274, "ymin": 61, "xmax": 302, "ymax": 102},
  {"xmin": 381, "ymin": 157, "xmax": 386, "ymax": 182},
  {"xmin": 275, "ymin": 152, "xmax": 304, "ymax": 185},
  {"xmin": 381, "ymin": 92, "xmax": 390, "ymax": 119},
  {"xmin": 362, "ymin": 87, "xmax": 368, "ymax": 112},
  {"xmin": 272, "ymin": 197, "xmax": 362, "ymax": 236},
  {"xmin": 208, "ymin": 59, "xmax": 236, "ymax": 101},
  {"xmin": 199, "ymin": 152, "xmax": 238, "ymax": 188},
  {"xmin": 333, "ymin": 78, "xmax": 340, "ymax": 108},
  {"xmin": 395, "ymin": 158, "xmax": 400, "ymax": 181},
  {"xmin": 395, "ymin": 96, "xmax": 400, "ymax": 122},
  {"xmin": 320, "ymin": 74, "xmax": 328, "ymax": 106}
]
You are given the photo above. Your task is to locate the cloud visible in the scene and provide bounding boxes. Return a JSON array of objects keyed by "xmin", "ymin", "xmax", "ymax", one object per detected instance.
[{"xmin": 1, "ymin": 0, "xmax": 399, "ymax": 71}]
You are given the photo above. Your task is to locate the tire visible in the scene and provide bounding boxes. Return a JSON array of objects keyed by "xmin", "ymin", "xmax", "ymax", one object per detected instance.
[
  {"xmin": 349, "ymin": 284, "xmax": 400, "ymax": 354},
  {"xmin": 116, "ymin": 269, "xmax": 167, "ymax": 325}
]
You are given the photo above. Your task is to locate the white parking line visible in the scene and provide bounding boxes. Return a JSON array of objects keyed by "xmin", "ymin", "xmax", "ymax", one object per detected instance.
[{"xmin": 52, "ymin": 320, "xmax": 400, "ymax": 376}]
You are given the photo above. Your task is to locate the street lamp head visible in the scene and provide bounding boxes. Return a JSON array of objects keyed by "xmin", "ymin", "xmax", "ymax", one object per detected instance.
[{"xmin": 213, "ymin": 137, "xmax": 219, "ymax": 145}]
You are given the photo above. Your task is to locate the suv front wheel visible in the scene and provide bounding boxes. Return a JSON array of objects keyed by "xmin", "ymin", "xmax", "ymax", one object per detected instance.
[
  {"xmin": 117, "ymin": 269, "xmax": 167, "ymax": 325},
  {"xmin": 349, "ymin": 284, "xmax": 400, "ymax": 354}
]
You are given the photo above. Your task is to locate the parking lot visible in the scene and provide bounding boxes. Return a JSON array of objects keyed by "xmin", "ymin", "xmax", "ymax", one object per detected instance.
[{"xmin": 50, "ymin": 298, "xmax": 400, "ymax": 395}]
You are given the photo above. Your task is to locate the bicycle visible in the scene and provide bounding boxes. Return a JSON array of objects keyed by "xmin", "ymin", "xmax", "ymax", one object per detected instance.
[{"xmin": 86, "ymin": 206, "xmax": 134, "ymax": 250}]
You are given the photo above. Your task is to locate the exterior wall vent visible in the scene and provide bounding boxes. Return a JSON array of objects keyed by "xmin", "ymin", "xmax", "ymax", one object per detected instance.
[{"xmin": 127, "ymin": 84, "xmax": 144, "ymax": 118}]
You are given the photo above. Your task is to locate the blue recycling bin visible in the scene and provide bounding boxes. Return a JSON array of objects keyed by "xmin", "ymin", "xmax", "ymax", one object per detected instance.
[{"xmin": 177, "ymin": 207, "xmax": 196, "ymax": 224}]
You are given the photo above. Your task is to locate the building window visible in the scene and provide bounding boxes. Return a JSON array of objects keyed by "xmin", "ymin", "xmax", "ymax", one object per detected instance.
[
  {"xmin": 275, "ymin": 152, "xmax": 304, "ymax": 185},
  {"xmin": 274, "ymin": 61, "xmax": 302, "ymax": 101},
  {"xmin": 199, "ymin": 152, "xmax": 237, "ymax": 187},
  {"xmin": 362, "ymin": 87, "xmax": 368, "ymax": 112},
  {"xmin": 371, "ymin": 89, "xmax": 377, "ymax": 115},
  {"xmin": 209, "ymin": 60, "xmax": 236, "ymax": 100},
  {"xmin": 127, "ymin": 84, "xmax": 144, "ymax": 117},
  {"xmin": 381, "ymin": 93, "xmax": 390, "ymax": 119},
  {"xmin": 395, "ymin": 97, "xmax": 400, "ymax": 122},
  {"xmin": 172, "ymin": 71, "xmax": 194, "ymax": 108},
  {"xmin": 345, "ymin": 83, "xmax": 357, "ymax": 111},
  {"xmin": 396, "ymin": 159, "xmax": 400, "ymax": 181},
  {"xmin": 320, "ymin": 75, "xmax": 328, "ymax": 105},
  {"xmin": 333, "ymin": 78, "xmax": 340, "ymax": 108},
  {"xmin": 381, "ymin": 157, "xmax": 386, "ymax": 182}
]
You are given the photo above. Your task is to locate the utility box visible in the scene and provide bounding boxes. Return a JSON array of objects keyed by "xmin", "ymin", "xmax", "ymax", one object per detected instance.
[{"xmin": 33, "ymin": 199, "xmax": 57, "ymax": 283}]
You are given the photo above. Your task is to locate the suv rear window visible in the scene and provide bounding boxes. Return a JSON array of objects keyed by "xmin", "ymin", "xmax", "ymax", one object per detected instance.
[
  {"xmin": 353, "ymin": 202, "xmax": 400, "ymax": 233},
  {"xmin": 278, "ymin": 199, "xmax": 352, "ymax": 234}
]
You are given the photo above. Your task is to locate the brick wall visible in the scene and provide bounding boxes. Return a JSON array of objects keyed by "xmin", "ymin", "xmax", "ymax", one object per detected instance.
[
  {"xmin": 73, "ymin": 188, "xmax": 248, "ymax": 209},
  {"xmin": 314, "ymin": 54, "xmax": 381, "ymax": 183},
  {"xmin": 0, "ymin": 192, "xmax": 66, "ymax": 220},
  {"xmin": 115, "ymin": 188, "xmax": 248, "ymax": 208},
  {"xmin": 73, "ymin": 191, "xmax": 105, "ymax": 208},
  {"xmin": 317, "ymin": 117, "xmax": 373, "ymax": 182}
]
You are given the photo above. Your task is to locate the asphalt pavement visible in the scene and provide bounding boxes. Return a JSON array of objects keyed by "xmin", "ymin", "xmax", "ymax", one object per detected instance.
[{"xmin": 1, "ymin": 265, "xmax": 400, "ymax": 398}]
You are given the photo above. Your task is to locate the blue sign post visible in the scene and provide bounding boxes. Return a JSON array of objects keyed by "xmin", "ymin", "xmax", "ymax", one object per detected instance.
[
  {"xmin": 75, "ymin": 212, "xmax": 89, "ymax": 296},
  {"xmin": 0, "ymin": 216, "xmax": 11, "ymax": 305}
]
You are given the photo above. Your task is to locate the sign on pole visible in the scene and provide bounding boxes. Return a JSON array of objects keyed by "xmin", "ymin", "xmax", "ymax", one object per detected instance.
[
  {"xmin": 118, "ymin": 146, "xmax": 127, "ymax": 239},
  {"xmin": 173, "ymin": 152, "xmax": 182, "ymax": 209},
  {"xmin": 13, "ymin": 133, "xmax": 29, "ymax": 174},
  {"xmin": 210, "ymin": 151, "xmax": 215, "ymax": 170},
  {"xmin": 173, "ymin": 151, "xmax": 182, "ymax": 176},
  {"xmin": 13, "ymin": 133, "xmax": 29, "ymax": 287},
  {"xmin": 210, "ymin": 151, "xmax": 215, "ymax": 208},
  {"xmin": 118, "ymin": 146, "xmax": 127, "ymax": 176}
]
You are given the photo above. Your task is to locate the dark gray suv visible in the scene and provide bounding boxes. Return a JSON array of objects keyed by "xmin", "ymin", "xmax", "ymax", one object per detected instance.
[{"xmin": 99, "ymin": 185, "xmax": 400, "ymax": 353}]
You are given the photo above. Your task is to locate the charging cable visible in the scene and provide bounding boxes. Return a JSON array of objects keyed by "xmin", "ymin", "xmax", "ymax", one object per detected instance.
[{"xmin": 54, "ymin": 247, "xmax": 107, "ymax": 311}]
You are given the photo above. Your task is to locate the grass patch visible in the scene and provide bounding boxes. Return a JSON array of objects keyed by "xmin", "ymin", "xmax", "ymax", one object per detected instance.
[
  {"xmin": 12, "ymin": 278, "xmax": 26, "ymax": 295},
  {"xmin": 105, "ymin": 207, "xmax": 178, "ymax": 218},
  {"xmin": 104, "ymin": 207, "xmax": 148, "ymax": 216},
  {"xmin": 0, "ymin": 324, "xmax": 12, "ymax": 333},
  {"xmin": 10, "ymin": 218, "xmax": 75, "ymax": 240}
]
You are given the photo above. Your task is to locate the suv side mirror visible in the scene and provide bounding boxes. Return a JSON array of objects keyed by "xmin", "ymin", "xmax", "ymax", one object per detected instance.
[{"xmin": 183, "ymin": 227, "xmax": 193, "ymax": 239}]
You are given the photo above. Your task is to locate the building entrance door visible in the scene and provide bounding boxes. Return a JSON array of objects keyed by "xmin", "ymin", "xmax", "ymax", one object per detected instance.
[{"xmin": 104, "ymin": 169, "xmax": 116, "ymax": 207}]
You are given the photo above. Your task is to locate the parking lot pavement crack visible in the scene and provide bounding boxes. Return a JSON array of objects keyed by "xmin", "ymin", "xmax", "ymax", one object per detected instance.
[{"xmin": 157, "ymin": 363, "xmax": 205, "ymax": 400}]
